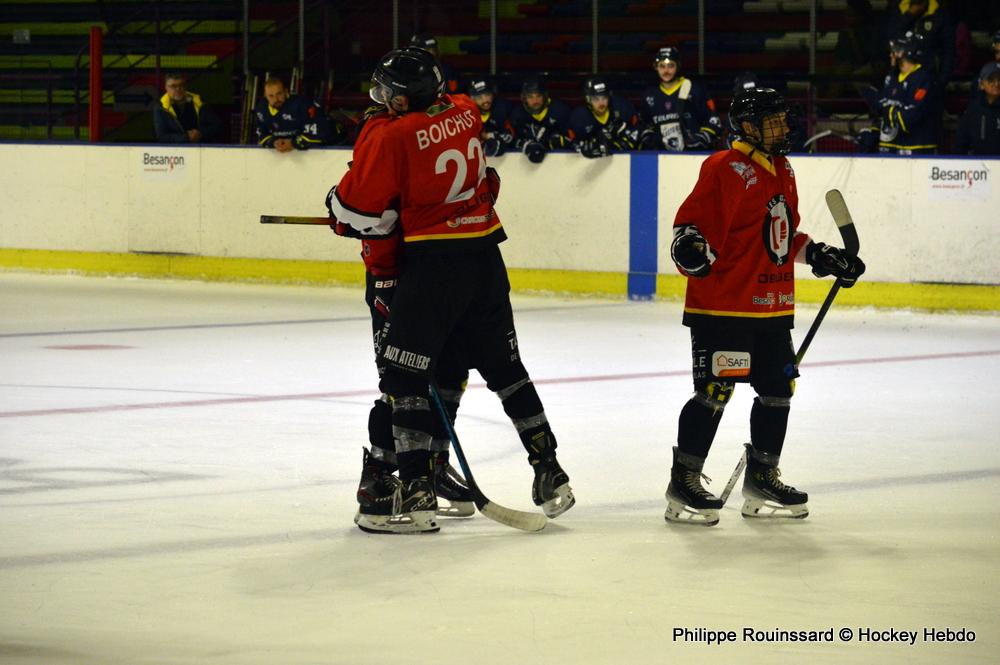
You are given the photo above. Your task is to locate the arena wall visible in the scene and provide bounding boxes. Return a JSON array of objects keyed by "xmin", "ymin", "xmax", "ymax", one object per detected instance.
[{"xmin": 1, "ymin": 144, "xmax": 997, "ymax": 311}]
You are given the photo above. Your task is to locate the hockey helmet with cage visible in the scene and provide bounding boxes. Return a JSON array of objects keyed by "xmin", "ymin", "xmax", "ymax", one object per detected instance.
[
  {"xmin": 370, "ymin": 47, "xmax": 444, "ymax": 111},
  {"xmin": 729, "ymin": 87, "xmax": 791, "ymax": 155},
  {"xmin": 891, "ymin": 31, "xmax": 926, "ymax": 63},
  {"xmin": 654, "ymin": 46, "xmax": 680, "ymax": 65}
]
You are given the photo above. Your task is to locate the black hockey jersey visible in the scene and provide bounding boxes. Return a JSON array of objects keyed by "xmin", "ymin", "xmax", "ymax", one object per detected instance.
[
  {"xmin": 508, "ymin": 98, "xmax": 574, "ymax": 149},
  {"xmin": 569, "ymin": 95, "xmax": 641, "ymax": 153},
  {"xmin": 639, "ymin": 77, "xmax": 721, "ymax": 151},
  {"xmin": 254, "ymin": 95, "xmax": 330, "ymax": 149},
  {"xmin": 479, "ymin": 96, "xmax": 515, "ymax": 156},
  {"xmin": 877, "ymin": 64, "xmax": 937, "ymax": 153}
]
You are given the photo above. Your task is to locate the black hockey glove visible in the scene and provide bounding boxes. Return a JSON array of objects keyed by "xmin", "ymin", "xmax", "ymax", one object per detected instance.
[
  {"xmin": 638, "ymin": 127, "xmax": 662, "ymax": 151},
  {"xmin": 671, "ymin": 225, "xmax": 717, "ymax": 277},
  {"xmin": 684, "ymin": 129, "xmax": 713, "ymax": 151},
  {"xmin": 607, "ymin": 122, "xmax": 639, "ymax": 151},
  {"xmin": 523, "ymin": 140, "xmax": 546, "ymax": 163},
  {"xmin": 483, "ymin": 136, "xmax": 504, "ymax": 157},
  {"xmin": 856, "ymin": 126, "xmax": 879, "ymax": 154},
  {"xmin": 577, "ymin": 138, "xmax": 608, "ymax": 159},
  {"xmin": 805, "ymin": 241, "xmax": 866, "ymax": 287}
]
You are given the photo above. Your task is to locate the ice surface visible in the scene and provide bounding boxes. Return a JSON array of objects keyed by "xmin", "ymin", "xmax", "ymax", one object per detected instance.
[{"xmin": 1, "ymin": 273, "xmax": 998, "ymax": 664}]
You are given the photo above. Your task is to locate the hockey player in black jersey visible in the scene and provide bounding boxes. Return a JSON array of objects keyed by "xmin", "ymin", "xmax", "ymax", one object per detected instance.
[
  {"xmin": 508, "ymin": 76, "xmax": 573, "ymax": 163},
  {"xmin": 569, "ymin": 77, "xmax": 641, "ymax": 158},
  {"xmin": 254, "ymin": 77, "xmax": 330, "ymax": 151},
  {"xmin": 875, "ymin": 32, "xmax": 938, "ymax": 154},
  {"xmin": 467, "ymin": 77, "xmax": 515, "ymax": 157},
  {"xmin": 639, "ymin": 46, "xmax": 722, "ymax": 152}
]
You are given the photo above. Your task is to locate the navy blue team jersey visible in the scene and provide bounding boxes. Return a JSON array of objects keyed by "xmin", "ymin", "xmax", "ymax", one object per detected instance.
[
  {"xmin": 254, "ymin": 95, "xmax": 330, "ymax": 149},
  {"xmin": 639, "ymin": 77, "xmax": 721, "ymax": 151}
]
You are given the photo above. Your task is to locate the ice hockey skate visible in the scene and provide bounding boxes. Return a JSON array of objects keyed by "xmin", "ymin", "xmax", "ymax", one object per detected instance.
[
  {"xmin": 357, "ymin": 475, "xmax": 440, "ymax": 534},
  {"xmin": 664, "ymin": 447, "xmax": 724, "ymax": 527},
  {"xmin": 353, "ymin": 448, "xmax": 403, "ymax": 532},
  {"xmin": 433, "ymin": 453, "xmax": 474, "ymax": 518},
  {"xmin": 741, "ymin": 444, "xmax": 809, "ymax": 520},
  {"xmin": 531, "ymin": 455, "xmax": 575, "ymax": 518}
]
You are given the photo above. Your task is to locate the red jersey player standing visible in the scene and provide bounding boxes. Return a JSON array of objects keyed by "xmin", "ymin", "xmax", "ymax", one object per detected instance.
[
  {"xmin": 326, "ymin": 47, "xmax": 574, "ymax": 534},
  {"xmin": 665, "ymin": 87, "xmax": 865, "ymax": 527}
]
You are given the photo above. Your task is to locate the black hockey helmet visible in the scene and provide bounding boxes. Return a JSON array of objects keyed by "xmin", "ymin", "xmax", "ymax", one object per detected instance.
[
  {"xmin": 409, "ymin": 33, "xmax": 438, "ymax": 52},
  {"xmin": 729, "ymin": 87, "xmax": 791, "ymax": 155},
  {"xmin": 583, "ymin": 77, "xmax": 611, "ymax": 101},
  {"xmin": 521, "ymin": 75, "xmax": 547, "ymax": 97},
  {"xmin": 467, "ymin": 76, "xmax": 496, "ymax": 97},
  {"xmin": 891, "ymin": 31, "xmax": 926, "ymax": 63},
  {"xmin": 370, "ymin": 47, "xmax": 444, "ymax": 111},
  {"xmin": 654, "ymin": 46, "xmax": 680, "ymax": 65}
]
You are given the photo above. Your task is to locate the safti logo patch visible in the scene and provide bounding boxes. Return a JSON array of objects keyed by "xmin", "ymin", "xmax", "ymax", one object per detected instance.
[{"xmin": 712, "ymin": 351, "xmax": 751, "ymax": 378}]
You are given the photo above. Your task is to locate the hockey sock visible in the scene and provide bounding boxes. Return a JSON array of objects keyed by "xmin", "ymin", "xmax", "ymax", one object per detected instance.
[
  {"xmin": 749, "ymin": 396, "xmax": 790, "ymax": 457},
  {"xmin": 676, "ymin": 398, "xmax": 724, "ymax": 460},
  {"xmin": 367, "ymin": 396, "xmax": 397, "ymax": 470},
  {"xmin": 397, "ymin": 449, "xmax": 434, "ymax": 482}
]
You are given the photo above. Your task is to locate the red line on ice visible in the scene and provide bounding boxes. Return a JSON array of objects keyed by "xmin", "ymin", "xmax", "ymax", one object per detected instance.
[{"xmin": 2, "ymin": 349, "xmax": 998, "ymax": 419}]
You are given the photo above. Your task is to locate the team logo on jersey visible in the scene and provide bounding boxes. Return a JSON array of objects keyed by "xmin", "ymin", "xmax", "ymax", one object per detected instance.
[
  {"xmin": 762, "ymin": 194, "xmax": 792, "ymax": 265},
  {"xmin": 729, "ymin": 161, "xmax": 758, "ymax": 189}
]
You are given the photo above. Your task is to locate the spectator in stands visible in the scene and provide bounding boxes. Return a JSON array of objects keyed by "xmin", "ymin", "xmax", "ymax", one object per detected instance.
[
  {"xmin": 409, "ymin": 34, "xmax": 460, "ymax": 93},
  {"xmin": 978, "ymin": 30, "xmax": 1000, "ymax": 82},
  {"xmin": 569, "ymin": 77, "xmax": 641, "ymax": 158},
  {"xmin": 253, "ymin": 77, "xmax": 330, "ymax": 152},
  {"xmin": 638, "ymin": 46, "xmax": 721, "ymax": 152},
  {"xmin": 874, "ymin": 32, "xmax": 939, "ymax": 154},
  {"xmin": 954, "ymin": 63, "xmax": 1000, "ymax": 155},
  {"xmin": 886, "ymin": 0, "xmax": 955, "ymax": 88},
  {"xmin": 467, "ymin": 76, "xmax": 514, "ymax": 156},
  {"xmin": 154, "ymin": 73, "xmax": 220, "ymax": 143},
  {"xmin": 508, "ymin": 76, "xmax": 573, "ymax": 164}
]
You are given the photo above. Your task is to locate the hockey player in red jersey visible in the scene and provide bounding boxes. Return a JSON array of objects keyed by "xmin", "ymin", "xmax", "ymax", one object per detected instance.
[
  {"xmin": 326, "ymin": 47, "xmax": 574, "ymax": 533},
  {"xmin": 327, "ymin": 104, "xmax": 475, "ymax": 531},
  {"xmin": 665, "ymin": 87, "xmax": 865, "ymax": 527}
]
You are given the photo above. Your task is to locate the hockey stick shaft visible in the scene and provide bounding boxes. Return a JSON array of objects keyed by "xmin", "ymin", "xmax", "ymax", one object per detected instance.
[
  {"xmin": 259, "ymin": 215, "xmax": 330, "ymax": 225},
  {"xmin": 795, "ymin": 189, "xmax": 860, "ymax": 365},
  {"xmin": 724, "ymin": 190, "xmax": 860, "ymax": 499},
  {"xmin": 427, "ymin": 382, "xmax": 547, "ymax": 532},
  {"xmin": 719, "ymin": 447, "xmax": 748, "ymax": 503}
]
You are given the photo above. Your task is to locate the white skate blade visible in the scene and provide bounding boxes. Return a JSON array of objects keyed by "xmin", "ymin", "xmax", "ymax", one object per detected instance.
[
  {"xmin": 741, "ymin": 497, "xmax": 809, "ymax": 520},
  {"xmin": 436, "ymin": 499, "xmax": 475, "ymax": 518},
  {"xmin": 356, "ymin": 510, "xmax": 439, "ymax": 534},
  {"xmin": 540, "ymin": 483, "xmax": 575, "ymax": 518},
  {"xmin": 664, "ymin": 498, "xmax": 719, "ymax": 527}
]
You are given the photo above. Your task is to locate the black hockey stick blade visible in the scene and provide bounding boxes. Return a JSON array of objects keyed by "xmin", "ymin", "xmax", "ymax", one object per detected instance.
[
  {"xmin": 428, "ymin": 383, "xmax": 547, "ymax": 532},
  {"xmin": 260, "ymin": 214, "xmax": 330, "ymax": 225},
  {"xmin": 823, "ymin": 189, "xmax": 860, "ymax": 256}
]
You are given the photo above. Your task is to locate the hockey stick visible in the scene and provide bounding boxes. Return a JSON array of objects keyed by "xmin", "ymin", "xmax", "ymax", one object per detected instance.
[
  {"xmin": 795, "ymin": 189, "xmax": 861, "ymax": 365},
  {"xmin": 720, "ymin": 189, "xmax": 860, "ymax": 504},
  {"xmin": 260, "ymin": 215, "xmax": 329, "ymax": 225},
  {"xmin": 428, "ymin": 382, "xmax": 548, "ymax": 532}
]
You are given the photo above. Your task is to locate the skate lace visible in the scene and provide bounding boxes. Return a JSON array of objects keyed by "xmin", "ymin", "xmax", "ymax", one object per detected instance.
[
  {"xmin": 684, "ymin": 470, "xmax": 713, "ymax": 498},
  {"xmin": 767, "ymin": 468, "xmax": 792, "ymax": 491}
]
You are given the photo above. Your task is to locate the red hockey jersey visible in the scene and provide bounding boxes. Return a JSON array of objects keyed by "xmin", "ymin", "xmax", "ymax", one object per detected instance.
[
  {"xmin": 329, "ymin": 93, "xmax": 505, "ymax": 254},
  {"xmin": 673, "ymin": 140, "xmax": 811, "ymax": 329}
]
